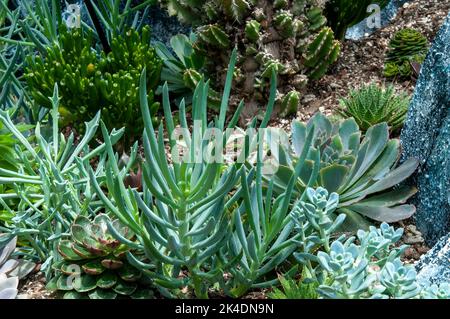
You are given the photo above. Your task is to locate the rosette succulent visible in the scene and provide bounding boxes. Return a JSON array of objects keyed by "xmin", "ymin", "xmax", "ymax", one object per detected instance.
[
  {"xmin": 269, "ymin": 113, "xmax": 419, "ymax": 229},
  {"xmin": 0, "ymin": 236, "xmax": 35, "ymax": 299},
  {"xmin": 338, "ymin": 83, "xmax": 410, "ymax": 132},
  {"xmin": 384, "ymin": 28, "xmax": 429, "ymax": 78},
  {"xmin": 47, "ymin": 214, "xmax": 153, "ymax": 299}
]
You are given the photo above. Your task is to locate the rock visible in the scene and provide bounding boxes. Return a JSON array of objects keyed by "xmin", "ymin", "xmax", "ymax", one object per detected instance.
[
  {"xmin": 400, "ymin": 12, "xmax": 450, "ymax": 245},
  {"xmin": 346, "ymin": 0, "xmax": 413, "ymax": 40},
  {"xmin": 415, "ymin": 234, "xmax": 450, "ymax": 286}
]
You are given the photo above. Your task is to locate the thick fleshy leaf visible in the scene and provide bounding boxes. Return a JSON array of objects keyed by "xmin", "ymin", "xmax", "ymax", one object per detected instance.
[
  {"xmin": 101, "ymin": 259, "xmax": 123, "ymax": 270},
  {"xmin": 118, "ymin": 263, "xmax": 142, "ymax": 282},
  {"xmin": 56, "ymin": 275, "xmax": 74, "ymax": 291},
  {"xmin": 82, "ymin": 260, "xmax": 105, "ymax": 275},
  {"xmin": 353, "ymin": 186, "xmax": 417, "ymax": 207},
  {"xmin": 113, "ymin": 280, "xmax": 137, "ymax": 296},
  {"xmin": 96, "ymin": 271, "xmax": 117, "ymax": 289},
  {"xmin": 60, "ymin": 263, "xmax": 82, "ymax": 276},
  {"xmin": 0, "ymin": 237, "xmax": 16, "ymax": 265},
  {"xmin": 57, "ymin": 240, "xmax": 83, "ymax": 261},
  {"xmin": 346, "ymin": 204, "xmax": 416, "ymax": 223},
  {"xmin": 63, "ymin": 291, "xmax": 88, "ymax": 299},
  {"xmin": 319, "ymin": 164, "xmax": 349, "ymax": 193},
  {"xmin": 0, "ymin": 287, "xmax": 18, "ymax": 299},
  {"xmin": 73, "ymin": 274, "xmax": 97, "ymax": 293},
  {"xmin": 8, "ymin": 260, "xmax": 35, "ymax": 279},
  {"xmin": 0, "ymin": 259, "xmax": 19, "ymax": 275},
  {"xmin": 72, "ymin": 243, "xmax": 94, "ymax": 259},
  {"xmin": 71, "ymin": 225, "xmax": 89, "ymax": 247},
  {"xmin": 130, "ymin": 289, "xmax": 154, "ymax": 299},
  {"xmin": 88, "ymin": 289, "xmax": 117, "ymax": 299}
]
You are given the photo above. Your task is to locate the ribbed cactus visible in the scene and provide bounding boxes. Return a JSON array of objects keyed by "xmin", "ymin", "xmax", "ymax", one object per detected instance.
[
  {"xmin": 384, "ymin": 28, "xmax": 429, "ymax": 78},
  {"xmin": 305, "ymin": 27, "xmax": 341, "ymax": 80},
  {"xmin": 25, "ymin": 26, "xmax": 162, "ymax": 138},
  {"xmin": 159, "ymin": 0, "xmax": 340, "ymax": 118},
  {"xmin": 280, "ymin": 90, "xmax": 301, "ymax": 116}
]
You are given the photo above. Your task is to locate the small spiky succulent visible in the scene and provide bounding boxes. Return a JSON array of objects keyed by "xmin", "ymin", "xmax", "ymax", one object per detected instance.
[
  {"xmin": 384, "ymin": 28, "xmax": 429, "ymax": 78},
  {"xmin": 25, "ymin": 25, "xmax": 161, "ymax": 138},
  {"xmin": 46, "ymin": 215, "xmax": 153, "ymax": 299},
  {"xmin": 337, "ymin": 83, "xmax": 410, "ymax": 132},
  {"xmin": 159, "ymin": 0, "xmax": 340, "ymax": 118}
]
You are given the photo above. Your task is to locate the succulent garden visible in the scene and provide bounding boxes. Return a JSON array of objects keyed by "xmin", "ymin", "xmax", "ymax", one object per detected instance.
[{"xmin": 0, "ymin": 0, "xmax": 449, "ymax": 301}]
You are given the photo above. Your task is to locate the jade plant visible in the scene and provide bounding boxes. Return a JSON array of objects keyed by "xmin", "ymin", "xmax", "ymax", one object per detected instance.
[
  {"xmin": 159, "ymin": 0, "xmax": 340, "ymax": 117},
  {"xmin": 337, "ymin": 83, "xmax": 410, "ymax": 132},
  {"xmin": 0, "ymin": 85, "xmax": 126, "ymax": 277},
  {"xmin": 46, "ymin": 214, "xmax": 153, "ymax": 299},
  {"xmin": 269, "ymin": 113, "xmax": 419, "ymax": 230},
  {"xmin": 25, "ymin": 25, "xmax": 161, "ymax": 138},
  {"xmin": 384, "ymin": 28, "xmax": 429, "ymax": 78}
]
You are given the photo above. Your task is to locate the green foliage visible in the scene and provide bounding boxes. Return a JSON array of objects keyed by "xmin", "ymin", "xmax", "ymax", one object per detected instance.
[
  {"xmin": 91, "ymin": 50, "xmax": 248, "ymax": 299},
  {"xmin": 159, "ymin": 0, "xmax": 340, "ymax": 116},
  {"xmin": 155, "ymin": 33, "xmax": 220, "ymax": 108},
  {"xmin": 292, "ymin": 188, "xmax": 450, "ymax": 299},
  {"xmin": 221, "ymin": 124, "xmax": 316, "ymax": 297},
  {"xmin": 338, "ymin": 83, "xmax": 410, "ymax": 132},
  {"xmin": 270, "ymin": 114, "xmax": 418, "ymax": 230},
  {"xmin": 267, "ymin": 274, "xmax": 319, "ymax": 299},
  {"xmin": 0, "ymin": 85, "xmax": 125, "ymax": 277},
  {"xmin": 384, "ymin": 28, "xmax": 429, "ymax": 78},
  {"xmin": 25, "ymin": 25, "xmax": 162, "ymax": 138},
  {"xmin": 46, "ymin": 214, "xmax": 153, "ymax": 299},
  {"xmin": 280, "ymin": 90, "xmax": 300, "ymax": 116},
  {"xmin": 324, "ymin": 0, "xmax": 390, "ymax": 40},
  {"xmin": 304, "ymin": 27, "xmax": 341, "ymax": 80}
]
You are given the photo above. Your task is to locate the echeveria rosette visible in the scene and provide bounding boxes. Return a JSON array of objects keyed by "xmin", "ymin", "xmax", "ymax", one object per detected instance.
[
  {"xmin": 270, "ymin": 113, "xmax": 419, "ymax": 230},
  {"xmin": 47, "ymin": 214, "xmax": 153, "ymax": 299}
]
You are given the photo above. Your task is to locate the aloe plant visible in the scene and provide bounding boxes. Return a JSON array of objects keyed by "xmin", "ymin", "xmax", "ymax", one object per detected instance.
[
  {"xmin": 269, "ymin": 113, "xmax": 419, "ymax": 229},
  {"xmin": 0, "ymin": 84, "xmax": 125, "ymax": 277},
  {"xmin": 337, "ymin": 83, "xmax": 410, "ymax": 132},
  {"xmin": 46, "ymin": 214, "xmax": 153, "ymax": 299}
]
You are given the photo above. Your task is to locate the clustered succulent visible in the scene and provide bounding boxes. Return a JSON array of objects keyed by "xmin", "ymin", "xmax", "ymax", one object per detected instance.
[
  {"xmin": 0, "ymin": 236, "xmax": 35, "ymax": 299},
  {"xmin": 269, "ymin": 113, "xmax": 418, "ymax": 230},
  {"xmin": 291, "ymin": 188, "xmax": 450, "ymax": 299},
  {"xmin": 384, "ymin": 28, "xmax": 429, "ymax": 78},
  {"xmin": 159, "ymin": 0, "xmax": 340, "ymax": 118},
  {"xmin": 337, "ymin": 83, "xmax": 410, "ymax": 132},
  {"xmin": 25, "ymin": 25, "xmax": 162, "ymax": 138},
  {"xmin": 46, "ymin": 214, "xmax": 153, "ymax": 299}
]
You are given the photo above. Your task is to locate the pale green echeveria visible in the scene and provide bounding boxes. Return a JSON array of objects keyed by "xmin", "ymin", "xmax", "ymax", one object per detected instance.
[{"xmin": 270, "ymin": 113, "xmax": 419, "ymax": 230}]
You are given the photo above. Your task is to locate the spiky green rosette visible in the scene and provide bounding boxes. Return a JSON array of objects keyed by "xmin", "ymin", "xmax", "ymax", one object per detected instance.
[
  {"xmin": 25, "ymin": 26, "xmax": 161, "ymax": 138},
  {"xmin": 384, "ymin": 28, "xmax": 429, "ymax": 78},
  {"xmin": 159, "ymin": 0, "xmax": 340, "ymax": 118},
  {"xmin": 338, "ymin": 83, "xmax": 410, "ymax": 132},
  {"xmin": 46, "ymin": 215, "xmax": 153, "ymax": 299}
]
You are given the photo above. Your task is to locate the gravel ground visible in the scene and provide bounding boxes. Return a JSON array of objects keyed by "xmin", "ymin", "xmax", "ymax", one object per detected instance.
[{"xmin": 273, "ymin": 0, "xmax": 450, "ymax": 128}]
